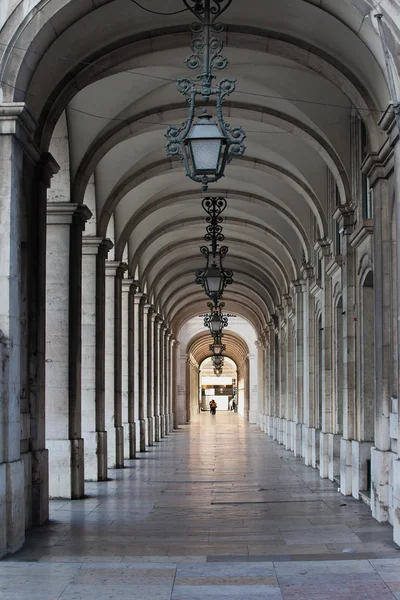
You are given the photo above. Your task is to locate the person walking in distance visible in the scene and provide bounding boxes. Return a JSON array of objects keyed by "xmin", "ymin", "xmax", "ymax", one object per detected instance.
[{"xmin": 210, "ymin": 399, "xmax": 217, "ymax": 415}]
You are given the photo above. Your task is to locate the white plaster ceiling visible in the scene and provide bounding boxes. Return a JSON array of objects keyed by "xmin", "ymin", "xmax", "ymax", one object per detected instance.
[{"xmin": 3, "ymin": 0, "xmax": 394, "ymax": 339}]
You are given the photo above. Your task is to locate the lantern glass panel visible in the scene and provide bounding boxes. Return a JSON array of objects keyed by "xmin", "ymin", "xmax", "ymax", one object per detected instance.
[{"xmin": 189, "ymin": 139, "xmax": 222, "ymax": 173}]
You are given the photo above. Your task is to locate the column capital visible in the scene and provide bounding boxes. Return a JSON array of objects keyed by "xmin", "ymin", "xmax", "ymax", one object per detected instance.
[
  {"xmin": 122, "ymin": 277, "xmax": 135, "ymax": 293},
  {"xmin": 47, "ymin": 202, "xmax": 92, "ymax": 226},
  {"xmin": 37, "ymin": 152, "xmax": 60, "ymax": 187},
  {"xmin": 105, "ymin": 260, "xmax": 128, "ymax": 278},
  {"xmin": 314, "ymin": 237, "xmax": 332, "ymax": 257},
  {"xmin": 0, "ymin": 102, "xmax": 41, "ymax": 162},
  {"xmin": 300, "ymin": 261, "xmax": 314, "ymax": 280},
  {"xmin": 82, "ymin": 237, "xmax": 113, "ymax": 256},
  {"xmin": 134, "ymin": 292, "xmax": 145, "ymax": 304},
  {"xmin": 143, "ymin": 303, "xmax": 154, "ymax": 315}
]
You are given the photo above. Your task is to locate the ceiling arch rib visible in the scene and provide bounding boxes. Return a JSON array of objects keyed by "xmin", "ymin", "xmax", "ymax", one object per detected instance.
[
  {"xmin": 168, "ymin": 291, "xmax": 266, "ymax": 332},
  {"xmin": 162, "ymin": 280, "xmax": 271, "ymax": 324},
  {"xmin": 103, "ymin": 160, "xmax": 324, "ymax": 254},
  {"xmin": 141, "ymin": 237, "xmax": 292, "ymax": 293},
  {"xmin": 188, "ymin": 330, "xmax": 250, "ymax": 366},
  {"xmin": 149, "ymin": 262, "xmax": 282, "ymax": 315},
  {"xmin": 2, "ymin": 6, "xmax": 387, "ymax": 151},
  {"xmin": 129, "ymin": 219, "xmax": 300, "ymax": 281},
  {"xmin": 74, "ymin": 101, "xmax": 352, "ymax": 215},
  {"xmin": 147, "ymin": 251, "xmax": 285, "ymax": 307}
]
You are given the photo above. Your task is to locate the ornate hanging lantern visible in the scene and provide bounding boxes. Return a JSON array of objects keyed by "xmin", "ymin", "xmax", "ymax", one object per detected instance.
[{"xmin": 165, "ymin": 0, "xmax": 246, "ymax": 191}]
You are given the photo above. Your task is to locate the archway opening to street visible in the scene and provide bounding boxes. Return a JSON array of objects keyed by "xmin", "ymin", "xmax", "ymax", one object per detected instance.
[{"xmin": 200, "ymin": 357, "xmax": 238, "ymax": 412}]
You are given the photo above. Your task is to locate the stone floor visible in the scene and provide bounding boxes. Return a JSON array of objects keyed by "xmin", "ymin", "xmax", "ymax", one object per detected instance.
[{"xmin": 2, "ymin": 412, "xmax": 400, "ymax": 599}]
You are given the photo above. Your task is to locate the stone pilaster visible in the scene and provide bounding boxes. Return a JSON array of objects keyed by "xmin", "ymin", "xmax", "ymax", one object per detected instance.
[
  {"xmin": 292, "ymin": 280, "xmax": 305, "ymax": 457},
  {"xmin": 121, "ymin": 278, "xmax": 135, "ymax": 459},
  {"xmin": 153, "ymin": 314, "xmax": 161, "ymax": 442},
  {"xmin": 127, "ymin": 282, "xmax": 138, "ymax": 458},
  {"xmin": 0, "ymin": 104, "xmax": 43, "ymax": 555},
  {"xmin": 301, "ymin": 263, "xmax": 315, "ymax": 466},
  {"xmin": 159, "ymin": 323, "xmax": 166, "ymax": 437},
  {"xmin": 172, "ymin": 339, "xmax": 179, "ymax": 429},
  {"xmin": 133, "ymin": 291, "xmax": 143, "ymax": 453},
  {"xmin": 105, "ymin": 261, "xmax": 127, "ymax": 468},
  {"xmin": 146, "ymin": 305, "xmax": 155, "ymax": 446},
  {"xmin": 139, "ymin": 301, "xmax": 151, "ymax": 450},
  {"xmin": 335, "ymin": 205, "xmax": 357, "ymax": 495},
  {"xmin": 46, "ymin": 202, "xmax": 91, "ymax": 498},
  {"xmin": 81, "ymin": 237, "xmax": 112, "ymax": 480},
  {"xmin": 28, "ymin": 154, "xmax": 60, "ymax": 528}
]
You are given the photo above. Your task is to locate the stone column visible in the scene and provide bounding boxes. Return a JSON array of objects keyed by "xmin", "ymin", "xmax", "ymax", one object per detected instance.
[
  {"xmin": 81, "ymin": 237, "xmax": 112, "ymax": 481},
  {"xmin": 0, "ymin": 106, "xmax": 44, "ymax": 555},
  {"xmin": 105, "ymin": 261, "xmax": 127, "ymax": 468},
  {"xmin": 146, "ymin": 305, "xmax": 155, "ymax": 446},
  {"xmin": 160, "ymin": 323, "xmax": 166, "ymax": 437},
  {"xmin": 172, "ymin": 340, "xmax": 179, "ymax": 429},
  {"xmin": 263, "ymin": 333, "xmax": 270, "ymax": 434},
  {"xmin": 28, "ymin": 154, "xmax": 59, "ymax": 528},
  {"xmin": 133, "ymin": 291, "xmax": 143, "ymax": 453},
  {"xmin": 320, "ymin": 242, "xmax": 334, "ymax": 479},
  {"xmin": 121, "ymin": 278, "xmax": 134, "ymax": 458},
  {"xmin": 46, "ymin": 202, "xmax": 91, "ymax": 499},
  {"xmin": 301, "ymin": 264, "xmax": 315, "ymax": 466},
  {"xmin": 127, "ymin": 282, "xmax": 138, "ymax": 458},
  {"xmin": 285, "ymin": 297, "xmax": 295, "ymax": 451},
  {"xmin": 139, "ymin": 300, "xmax": 150, "ymax": 451},
  {"xmin": 293, "ymin": 280, "xmax": 305, "ymax": 456},
  {"xmin": 166, "ymin": 331, "xmax": 174, "ymax": 433},
  {"xmin": 369, "ymin": 174, "xmax": 391, "ymax": 521},
  {"xmin": 336, "ymin": 207, "xmax": 357, "ymax": 495},
  {"xmin": 267, "ymin": 321, "xmax": 275, "ymax": 438},
  {"xmin": 153, "ymin": 314, "xmax": 161, "ymax": 442}
]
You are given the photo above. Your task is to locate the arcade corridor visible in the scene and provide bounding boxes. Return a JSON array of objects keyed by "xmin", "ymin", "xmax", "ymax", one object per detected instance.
[{"xmin": 2, "ymin": 413, "xmax": 399, "ymax": 599}]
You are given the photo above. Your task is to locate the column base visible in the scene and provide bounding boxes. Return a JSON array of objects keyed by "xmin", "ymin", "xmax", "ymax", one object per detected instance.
[
  {"xmin": 47, "ymin": 438, "xmax": 84, "ymax": 498},
  {"xmin": 311, "ymin": 428, "xmax": 320, "ymax": 469},
  {"xmin": 371, "ymin": 447, "xmax": 390, "ymax": 522},
  {"xmin": 134, "ymin": 420, "xmax": 141, "ymax": 453},
  {"xmin": 393, "ymin": 459, "xmax": 400, "ymax": 546},
  {"xmin": 107, "ymin": 426, "xmax": 118, "ymax": 469},
  {"xmin": 116, "ymin": 426, "xmax": 124, "ymax": 468},
  {"xmin": 1, "ymin": 459, "xmax": 25, "ymax": 556},
  {"xmin": 139, "ymin": 419, "xmax": 147, "ymax": 452},
  {"xmin": 31, "ymin": 449, "xmax": 49, "ymax": 526},
  {"xmin": 122, "ymin": 422, "xmax": 130, "ymax": 459},
  {"xmin": 97, "ymin": 431, "xmax": 108, "ymax": 480},
  {"xmin": 154, "ymin": 416, "xmax": 160, "ymax": 442},
  {"xmin": 168, "ymin": 413, "xmax": 174, "ymax": 433},
  {"xmin": 340, "ymin": 438, "xmax": 353, "ymax": 496},
  {"xmin": 267, "ymin": 415, "xmax": 274, "ymax": 437},
  {"xmin": 293, "ymin": 423, "xmax": 303, "ymax": 458},
  {"xmin": 147, "ymin": 417, "xmax": 154, "ymax": 446},
  {"xmin": 319, "ymin": 431, "xmax": 329, "ymax": 479},
  {"xmin": 285, "ymin": 420, "xmax": 293, "ymax": 450},
  {"xmin": 272, "ymin": 417, "xmax": 278, "ymax": 441},
  {"xmin": 84, "ymin": 431, "xmax": 103, "ymax": 481},
  {"xmin": 160, "ymin": 415, "xmax": 166, "ymax": 438},
  {"xmin": 293, "ymin": 423, "xmax": 302, "ymax": 457},
  {"xmin": 302, "ymin": 425, "xmax": 313, "ymax": 466},
  {"xmin": 263, "ymin": 415, "xmax": 268, "ymax": 434},
  {"xmin": 351, "ymin": 440, "xmax": 373, "ymax": 500},
  {"xmin": 129, "ymin": 423, "xmax": 136, "ymax": 459},
  {"xmin": 327, "ymin": 433, "xmax": 341, "ymax": 482}
]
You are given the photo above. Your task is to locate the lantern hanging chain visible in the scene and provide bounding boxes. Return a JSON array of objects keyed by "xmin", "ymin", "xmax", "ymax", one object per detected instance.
[{"xmin": 202, "ymin": 197, "xmax": 227, "ymax": 257}]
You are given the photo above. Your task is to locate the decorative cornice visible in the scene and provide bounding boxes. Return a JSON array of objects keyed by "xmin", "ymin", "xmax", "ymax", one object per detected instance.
[
  {"xmin": 349, "ymin": 219, "xmax": 374, "ymax": 248},
  {"xmin": 326, "ymin": 256, "xmax": 342, "ymax": 278},
  {"xmin": 47, "ymin": 202, "xmax": 92, "ymax": 225}
]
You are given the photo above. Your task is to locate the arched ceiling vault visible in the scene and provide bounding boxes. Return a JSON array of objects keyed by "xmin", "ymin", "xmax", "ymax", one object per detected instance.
[
  {"xmin": 1, "ymin": 0, "xmax": 397, "ymax": 338},
  {"xmin": 188, "ymin": 330, "xmax": 250, "ymax": 366}
]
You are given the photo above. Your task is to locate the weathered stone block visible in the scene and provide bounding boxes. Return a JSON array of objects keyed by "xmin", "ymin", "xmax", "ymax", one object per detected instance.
[{"xmin": 371, "ymin": 447, "xmax": 389, "ymax": 522}]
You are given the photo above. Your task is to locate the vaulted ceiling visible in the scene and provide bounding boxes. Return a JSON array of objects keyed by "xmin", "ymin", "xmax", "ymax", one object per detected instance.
[{"xmin": 2, "ymin": 0, "xmax": 393, "ymax": 337}]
